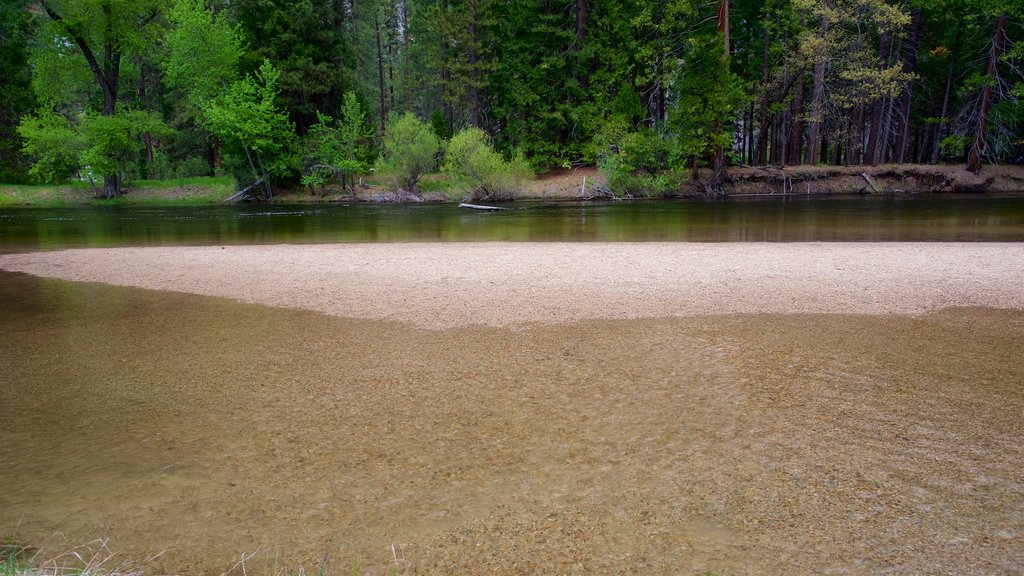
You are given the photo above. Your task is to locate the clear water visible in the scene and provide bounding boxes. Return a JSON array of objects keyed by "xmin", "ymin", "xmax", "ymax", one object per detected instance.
[{"xmin": 2, "ymin": 195, "xmax": 1024, "ymax": 253}]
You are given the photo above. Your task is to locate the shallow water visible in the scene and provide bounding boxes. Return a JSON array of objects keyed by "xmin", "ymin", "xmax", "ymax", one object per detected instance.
[
  {"xmin": 3, "ymin": 194, "xmax": 1024, "ymax": 253},
  {"xmin": 1, "ymin": 271, "xmax": 1021, "ymax": 574}
]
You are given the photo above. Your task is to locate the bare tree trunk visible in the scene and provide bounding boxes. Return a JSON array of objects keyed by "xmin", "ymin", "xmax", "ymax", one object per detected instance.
[
  {"xmin": 967, "ymin": 13, "xmax": 1006, "ymax": 174},
  {"xmin": 468, "ymin": 11, "xmax": 480, "ymax": 128},
  {"xmin": 375, "ymin": 11, "xmax": 387, "ymax": 135},
  {"xmin": 386, "ymin": 0, "xmax": 396, "ymax": 110},
  {"xmin": 849, "ymin": 103, "xmax": 865, "ymax": 165},
  {"xmin": 931, "ymin": 14, "xmax": 962, "ymax": 163},
  {"xmin": 789, "ymin": 71, "xmax": 805, "ymax": 165},
  {"xmin": 710, "ymin": 0, "xmax": 730, "ymax": 188},
  {"xmin": 756, "ymin": 28, "xmax": 770, "ymax": 165},
  {"xmin": 401, "ymin": 0, "xmax": 411, "ymax": 110},
  {"xmin": 352, "ymin": 0, "xmax": 360, "ymax": 80},
  {"xmin": 894, "ymin": 8, "xmax": 923, "ymax": 164},
  {"xmin": 805, "ymin": 10, "xmax": 828, "ymax": 166},
  {"xmin": 867, "ymin": 29, "xmax": 893, "ymax": 165},
  {"xmin": 575, "ymin": 0, "xmax": 588, "ymax": 89}
]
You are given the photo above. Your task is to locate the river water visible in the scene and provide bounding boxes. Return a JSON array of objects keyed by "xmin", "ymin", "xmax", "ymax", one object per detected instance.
[
  {"xmin": 2, "ymin": 194, "xmax": 1024, "ymax": 252},
  {"xmin": 1, "ymin": 197, "xmax": 1022, "ymax": 575}
]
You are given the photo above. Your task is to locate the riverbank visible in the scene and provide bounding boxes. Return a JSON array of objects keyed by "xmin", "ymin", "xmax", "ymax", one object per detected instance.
[
  {"xmin": 2, "ymin": 243, "xmax": 1022, "ymax": 328},
  {"xmin": 0, "ymin": 177, "xmax": 236, "ymax": 207},
  {"xmin": 3, "ymin": 165, "xmax": 1022, "ymax": 206}
]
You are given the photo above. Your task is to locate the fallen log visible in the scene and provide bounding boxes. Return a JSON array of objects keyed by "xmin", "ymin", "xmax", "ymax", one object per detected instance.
[
  {"xmin": 224, "ymin": 177, "xmax": 266, "ymax": 203},
  {"xmin": 459, "ymin": 203, "xmax": 511, "ymax": 211},
  {"xmin": 861, "ymin": 172, "xmax": 882, "ymax": 194}
]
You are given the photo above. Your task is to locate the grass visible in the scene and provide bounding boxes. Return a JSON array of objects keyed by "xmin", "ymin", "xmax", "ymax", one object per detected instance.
[
  {"xmin": 0, "ymin": 540, "xmax": 142, "ymax": 576},
  {"xmin": 0, "ymin": 541, "xmax": 410, "ymax": 576},
  {"xmin": 0, "ymin": 177, "xmax": 236, "ymax": 207}
]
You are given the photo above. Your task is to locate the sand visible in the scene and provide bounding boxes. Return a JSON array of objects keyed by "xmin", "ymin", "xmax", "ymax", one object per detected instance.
[
  {"xmin": 1, "ymin": 242, "xmax": 1023, "ymax": 327},
  {"xmin": 2, "ymin": 243, "xmax": 1023, "ymax": 574}
]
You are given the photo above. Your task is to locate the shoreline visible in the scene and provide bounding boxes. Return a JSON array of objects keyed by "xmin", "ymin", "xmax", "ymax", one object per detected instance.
[
  {"xmin": 2, "ymin": 242, "xmax": 1022, "ymax": 328},
  {"xmin": 2, "ymin": 164, "xmax": 1023, "ymax": 206}
]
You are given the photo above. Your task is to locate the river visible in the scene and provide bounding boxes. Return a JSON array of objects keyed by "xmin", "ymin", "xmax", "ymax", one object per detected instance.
[{"xmin": 1, "ymin": 197, "xmax": 1022, "ymax": 575}]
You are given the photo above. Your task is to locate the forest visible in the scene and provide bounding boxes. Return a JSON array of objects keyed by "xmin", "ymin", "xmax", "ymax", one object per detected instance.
[{"xmin": 0, "ymin": 0, "xmax": 1021, "ymax": 199}]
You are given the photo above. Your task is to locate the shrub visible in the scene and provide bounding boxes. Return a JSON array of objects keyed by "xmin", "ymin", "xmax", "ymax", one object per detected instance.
[
  {"xmin": 443, "ymin": 128, "xmax": 531, "ymax": 201},
  {"xmin": 594, "ymin": 124, "xmax": 676, "ymax": 198},
  {"xmin": 375, "ymin": 112, "xmax": 439, "ymax": 193}
]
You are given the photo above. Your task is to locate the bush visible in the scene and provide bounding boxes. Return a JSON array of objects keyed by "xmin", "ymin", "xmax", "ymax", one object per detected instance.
[
  {"xmin": 375, "ymin": 112, "xmax": 439, "ymax": 193},
  {"xmin": 598, "ymin": 155, "xmax": 676, "ymax": 198},
  {"xmin": 443, "ymin": 127, "xmax": 531, "ymax": 201},
  {"xmin": 594, "ymin": 124, "xmax": 676, "ymax": 198}
]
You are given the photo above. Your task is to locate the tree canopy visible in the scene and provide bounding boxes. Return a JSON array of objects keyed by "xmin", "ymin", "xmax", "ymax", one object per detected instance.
[{"xmin": 2, "ymin": 0, "xmax": 1020, "ymax": 195}]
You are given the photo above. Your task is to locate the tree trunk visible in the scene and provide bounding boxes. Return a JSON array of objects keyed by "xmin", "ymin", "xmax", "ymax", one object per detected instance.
[
  {"xmin": 866, "ymin": 29, "xmax": 893, "ymax": 165},
  {"xmin": 710, "ymin": 0, "xmax": 730, "ymax": 189},
  {"xmin": 805, "ymin": 11, "xmax": 828, "ymax": 166},
  {"xmin": 967, "ymin": 13, "xmax": 1006, "ymax": 174},
  {"xmin": 575, "ymin": 0, "xmax": 588, "ymax": 89},
  {"xmin": 756, "ymin": 27, "xmax": 770, "ymax": 165},
  {"xmin": 352, "ymin": 0, "xmax": 360, "ymax": 80},
  {"xmin": 401, "ymin": 0, "xmax": 411, "ymax": 110},
  {"xmin": 894, "ymin": 8, "xmax": 923, "ymax": 164},
  {"xmin": 849, "ymin": 103, "xmax": 865, "ymax": 165},
  {"xmin": 469, "ymin": 13, "xmax": 480, "ymax": 128},
  {"xmin": 375, "ymin": 11, "xmax": 387, "ymax": 135},
  {"xmin": 789, "ymin": 71, "xmax": 805, "ymax": 165},
  {"xmin": 386, "ymin": 0, "xmax": 396, "ymax": 110},
  {"xmin": 931, "ymin": 14, "xmax": 962, "ymax": 163},
  {"xmin": 42, "ymin": 1, "xmax": 122, "ymax": 197}
]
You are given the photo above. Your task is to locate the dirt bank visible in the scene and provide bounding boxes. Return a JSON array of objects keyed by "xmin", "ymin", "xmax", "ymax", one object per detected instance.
[
  {"xmin": 1, "ymin": 243, "xmax": 1023, "ymax": 328},
  {"xmin": 719, "ymin": 164, "xmax": 1024, "ymax": 197}
]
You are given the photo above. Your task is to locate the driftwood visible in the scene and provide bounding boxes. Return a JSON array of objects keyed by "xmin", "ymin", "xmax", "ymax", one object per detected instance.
[
  {"xmin": 224, "ymin": 177, "xmax": 266, "ymax": 203},
  {"xmin": 459, "ymin": 203, "xmax": 511, "ymax": 211},
  {"xmin": 861, "ymin": 172, "xmax": 882, "ymax": 194}
]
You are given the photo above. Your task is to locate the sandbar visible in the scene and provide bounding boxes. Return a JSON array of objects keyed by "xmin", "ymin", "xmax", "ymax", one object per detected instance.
[{"xmin": 1, "ymin": 242, "xmax": 1022, "ymax": 328}]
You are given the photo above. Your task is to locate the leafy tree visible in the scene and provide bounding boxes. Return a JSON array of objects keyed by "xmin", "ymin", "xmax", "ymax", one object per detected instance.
[
  {"xmin": 15, "ymin": 109, "xmax": 80, "ymax": 184},
  {"xmin": 302, "ymin": 92, "xmax": 373, "ymax": 194},
  {"xmin": 375, "ymin": 112, "xmax": 439, "ymax": 193},
  {"xmin": 670, "ymin": 29, "xmax": 747, "ymax": 189},
  {"xmin": 29, "ymin": 0, "xmax": 165, "ymax": 197},
  {"xmin": 203, "ymin": 62, "xmax": 297, "ymax": 199},
  {"xmin": 443, "ymin": 127, "xmax": 530, "ymax": 201},
  {"xmin": 164, "ymin": 0, "xmax": 243, "ymax": 117}
]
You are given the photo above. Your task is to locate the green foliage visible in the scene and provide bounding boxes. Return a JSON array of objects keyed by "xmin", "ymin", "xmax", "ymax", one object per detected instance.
[
  {"xmin": 203, "ymin": 61, "xmax": 297, "ymax": 186},
  {"xmin": 0, "ymin": 0, "xmax": 37, "ymax": 182},
  {"xmin": 301, "ymin": 93, "xmax": 373, "ymax": 191},
  {"xmin": 594, "ymin": 123, "xmax": 676, "ymax": 198},
  {"xmin": 16, "ymin": 109, "xmax": 81, "ymax": 183},
  {"xmin": 164, "ymin": 0, "xmax": 243, "ymax": 116},
  {"xmin": 443, "ymin": 128, "xmax": 532, "ymax": 201},
  {"xmin": 79, "ymin": 111, "xmax": 171, "ymax": 186},
  {"xmin": 940, "ymin": 134, "xmax": 969, "ymax": 162},
  {"xmin": 231, "ymin": 0, "xmax": 355, "ymax": 132},
  {"xmin": 376, "ymin": 113, "xmax": 440, "ymax": 193},
  {"xmin": 670, "ymin": 32, "xmax": 748, "ymax": 167},
  {"xmin": 17, "ymin": 108, "xmax": 170, "ymax": 190}
]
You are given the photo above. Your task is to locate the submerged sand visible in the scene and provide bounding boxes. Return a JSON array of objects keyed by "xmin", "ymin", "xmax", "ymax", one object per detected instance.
[
  {"xmin": 1, "ymin": 242, "xmax": 1023, "ymax": 327},
  {"xmin": 2, "ymin": 243, "xmax": 1023, "ymax": 574}
]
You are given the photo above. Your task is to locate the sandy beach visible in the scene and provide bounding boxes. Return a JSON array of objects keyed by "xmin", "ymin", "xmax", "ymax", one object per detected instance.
[{"xmin": 2, "ymin": 242, "xmax": 1023, "ymax": 327}]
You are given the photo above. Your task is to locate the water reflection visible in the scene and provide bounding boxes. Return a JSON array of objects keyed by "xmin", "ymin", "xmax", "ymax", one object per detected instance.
[{"xmin": 2, "ymin": 195, "xmax": 1024, "ymax": 253}]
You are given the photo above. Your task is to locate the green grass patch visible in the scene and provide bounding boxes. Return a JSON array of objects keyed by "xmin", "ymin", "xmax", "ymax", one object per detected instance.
[{"xmin": 0, "ymin": 177, "xmax": 236, "ymax": 207}]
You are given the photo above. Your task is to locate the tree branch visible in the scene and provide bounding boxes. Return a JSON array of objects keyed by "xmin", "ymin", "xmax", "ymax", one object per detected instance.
[{"xmin": 39, "ymin": 0, "xmax": 109, "ymax": 96}]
